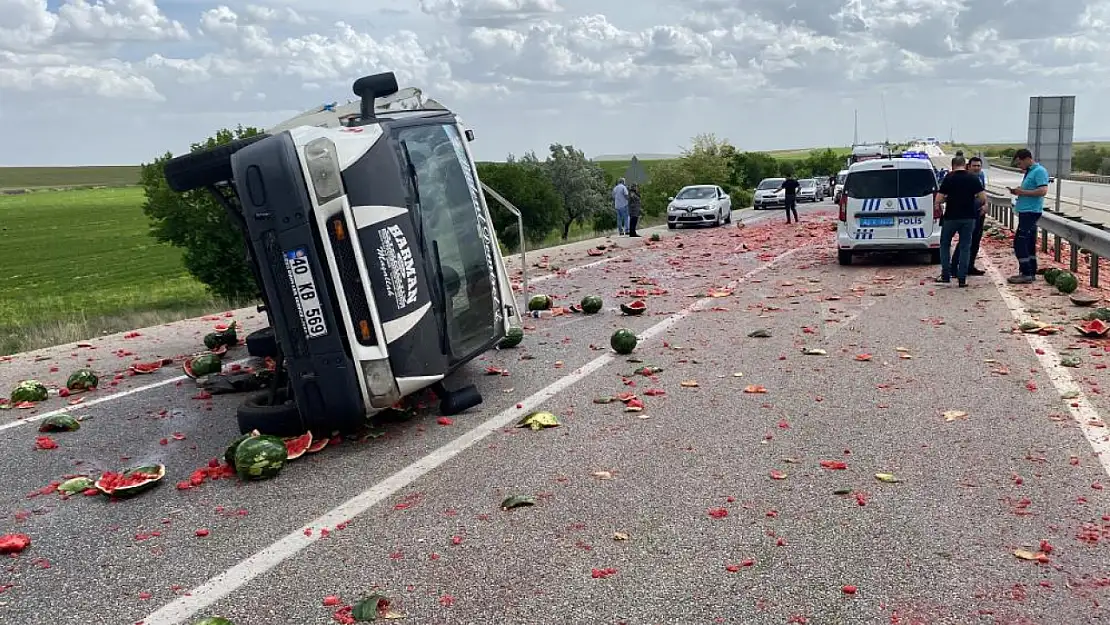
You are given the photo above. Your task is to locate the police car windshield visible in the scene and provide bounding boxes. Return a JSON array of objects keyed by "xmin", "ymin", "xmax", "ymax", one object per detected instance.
[
  {"xmin": 846, "ymin": 168, "xmax": 935, "ymax": 199},
  {"xmin": 757, "ymin": 179, "xmax": 784, "ymax": 190},
  {"xmin": 675, "ymin": 187, "xmax": 716, "ymax": 200}
]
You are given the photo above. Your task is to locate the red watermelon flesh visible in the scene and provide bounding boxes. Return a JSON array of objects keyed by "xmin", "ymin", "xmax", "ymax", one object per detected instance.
[
  {"xmin": 130, "ymin": 361, "xmax": 163, "ymax": 374},
  {"xmin": 284, "ymin": 432, "xmax": 313, "ymax": 460},
  {"xmin": 305, "ymin": 438, "xmax": 328, "ymax": 454},
  {"xmin": 1077, "ymin": 319, "xmax": 1110, "ymax": 337}
]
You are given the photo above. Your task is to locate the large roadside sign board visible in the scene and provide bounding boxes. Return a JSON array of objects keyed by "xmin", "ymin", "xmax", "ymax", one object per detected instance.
[{"xmin": 1027, "ymin": 95, "xmax": 1076, "ymax": 178}]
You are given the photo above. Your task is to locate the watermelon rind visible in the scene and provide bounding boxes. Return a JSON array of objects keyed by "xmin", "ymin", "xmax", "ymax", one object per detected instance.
[
  {"xmin": 10, "ymin": 380, "xmax": 48, "ymax": 403},
  {"xmin": 224, "ymin": 430, "xmax": 260, "ymax": 469},
  {"xmin": 184, "ymin": 354, "xmax": 222, "ymax": 379},
  {"xmin": 1044, "ymin": 268, "xmax": 1062, "ymax": 285},
  {"xmin": 39, "ymin": 414, "xmax": 80, "ymax": 432},
  {"xmin": 1075, "ymin": 319, "xmax": 1110, "ymax": 337},
  {"xmin": 66, "ymin": 369, "xmax": 99, "ymax": 391},
  {"xmin": 94, "ymin": 464, "xmax": 166, "ymax": 498},
  {"xmin": 233, "ymin": 435, "xmax": 287, "ymax": 480},
  {"xmin": 305, "ymin": 437, "xmax": 329, "ymax": 454},
  {"xmin": 283, "ymin": 432, "xmax": 313, "ymax": 460},
  {"xmin": 581, "ymin": 295, "xmax": 603, "ymax": 314},
  {"xmin": 620, "ymin": 300, "xmax": 647, "ymax": 316},
  {"xmin": 192, "ymin": 617, "xmax": 235, "ymax": 625},
  {"xmin": 610, "ymin": 329, "xmax": 638, "ymax": 354}
]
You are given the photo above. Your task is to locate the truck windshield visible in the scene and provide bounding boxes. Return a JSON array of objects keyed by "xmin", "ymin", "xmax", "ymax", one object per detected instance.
[{"xmin": 394, "ymin": 123, "xmax": 498, "ymax": 360}]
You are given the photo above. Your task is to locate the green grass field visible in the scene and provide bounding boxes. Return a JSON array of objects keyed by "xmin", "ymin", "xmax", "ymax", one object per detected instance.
[
  {"xmin": 0, "ymin": 166, "xmax": 142, "ymax": 190},
  {"xmin": 0, "ymin": 186, "xmax": 241, "ymax": 355}
]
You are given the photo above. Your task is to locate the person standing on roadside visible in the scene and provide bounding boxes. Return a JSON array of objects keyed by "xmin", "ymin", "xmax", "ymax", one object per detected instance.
[
  {"xmin": 612, "ymin": 177, "xmax": 629, "ymax": 236},
  {"xmin": 627, "ymin": 183, "xmax": 642, "ymax": 237},
  {"xmin": 778, "ymin": 173, "xmax": 800, "ymax": 223},
  {"xmin": 1007, "ymin": 148, "xmax": 1049, "ymax": 284},
  {"xmin": 934, "ymin": 155, "xmax": 987, "ymax": 287},
  {"xmin": 955, "ymin": 156, "xmax": 989, "ymax": 276}
]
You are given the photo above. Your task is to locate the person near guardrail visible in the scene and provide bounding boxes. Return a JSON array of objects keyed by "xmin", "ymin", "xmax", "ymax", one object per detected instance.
[
  {"xmin": 955, "ymin": 156, "xmax": 989, "ymax": 276},
  {"xmin": 612, "ymin": 178, "xmax": 630, "ymax": 236},
  {"xmin": 627, "ymin": 183, "xmax": 642, "ymax": 237},
  {"xmin": 1006, "ymin": 148, "xmax": 1050, "ymax": 284},
  {"xmin": 934, "ymin": 155, "xmax": 987, "ymax": 287}
]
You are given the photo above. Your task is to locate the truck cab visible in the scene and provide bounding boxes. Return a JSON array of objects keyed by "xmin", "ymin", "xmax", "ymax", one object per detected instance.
[{"xmin": 162, "ymin": 72, "xmax": 522, "ymax": 438}]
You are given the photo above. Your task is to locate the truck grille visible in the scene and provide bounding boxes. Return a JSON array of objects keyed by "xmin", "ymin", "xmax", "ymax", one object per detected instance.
[{"xmin": 326, "ymin": 215, "xmax": 377, "ymax": 346}]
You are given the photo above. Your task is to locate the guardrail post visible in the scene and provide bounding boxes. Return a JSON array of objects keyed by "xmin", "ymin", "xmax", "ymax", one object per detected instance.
[
  {"xmin": 1042, "ymin": 228, "xmax": 1049, "ymax": 253},
  {"xmin": 1093, "ymin": 254, "xmax": 1100, "ymax": 288},
  {"xmin": 1079, "ymin": 187, "xmax": 1085, "ymax": 216},
  {"xmin": 1070, "ymin": 240, "xmax": 1079, "ymax": 272},
  {"xmin": 1054, "ymin": 233, "xmax": 1062, "ymax": 262}
]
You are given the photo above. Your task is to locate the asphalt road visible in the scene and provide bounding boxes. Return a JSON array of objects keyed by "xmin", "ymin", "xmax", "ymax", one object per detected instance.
[{"xmin": 4, "ymin": 198, "xmax": 1110, "ymax": 625}]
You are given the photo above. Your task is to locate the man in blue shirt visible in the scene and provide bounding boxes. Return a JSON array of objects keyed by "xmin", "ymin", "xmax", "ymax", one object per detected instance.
[
  {"xmin": 612, "ymin": 178, "xmax": 629, "ymax": 236},
  {"xmin": 956, "ymin": 156, "xmax": 989, "ymax": 275},
  {"xmin": 1006, "ymin": 148, "xmax": 1050, "ymax": 284}
]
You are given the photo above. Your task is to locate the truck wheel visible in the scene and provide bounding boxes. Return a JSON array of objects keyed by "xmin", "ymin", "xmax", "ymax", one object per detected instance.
[
  {"xmin": 236, "ymin": 388, "xmax": 306, "ymax": 437},
  {"xmin": 163, "ymin": 135, "xmax": 268, "ymax": 193},
  {"xmin": 245, "ymin": 327, "xmax": 278, "ymax": 359},
  {"xmin": 838, "ymin": 250, "xmax": 853, "ymax": 265}
]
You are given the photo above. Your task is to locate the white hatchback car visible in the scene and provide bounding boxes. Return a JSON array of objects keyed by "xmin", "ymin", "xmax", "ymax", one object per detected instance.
[
  {"xmin": 667, "ymin": 185, "xmax": 732, "ymax": 228},
  {"xmin": 836, "ymin": 157, "xmax": 941, "ymax": 265}
]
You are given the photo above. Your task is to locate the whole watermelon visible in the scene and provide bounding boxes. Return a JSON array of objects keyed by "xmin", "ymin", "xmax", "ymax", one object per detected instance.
[
  {"xmin": 528, "ymin": 294, "xmax": 553, "ymax": 311},
  {"xmin": 193, "ymin": 618, "xmax": 235, "ymax": 625},
  {"xmin": 1043, "ymin": 268, "xmax": 1062, "ymax": 285},
  {"xmin": 581, "ymin": 295, "xmax": 603, "ymax": 314},
  {"xmin": 233, "ymin": 434, "xmax": 288, "ymax": 480},
  {"xmin": 610, "ymin": 329, "xmax": 638, "ymax": 355},
  {"xmin": 1055, "ymin": 271, "xmax": 1079, "ymax": 294},
  {"xmin": 498, "ymin": 327, "xmax": 524, "ymax": 348}
]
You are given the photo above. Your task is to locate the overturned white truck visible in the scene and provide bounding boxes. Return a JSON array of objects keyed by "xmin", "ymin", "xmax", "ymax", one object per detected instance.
[{"xmin": 163, "ymin": 72, "xmax": 526, "ymax": 438}]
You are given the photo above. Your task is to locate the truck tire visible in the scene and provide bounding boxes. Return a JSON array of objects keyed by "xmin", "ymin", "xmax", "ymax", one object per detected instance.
[
  {"xmin": 163, "ymin": 135, "xmax": 269, "ymax": 193},
  {"xmin": 245, "ymin": 327, "xmax": 278, "ymax": 359},
  {"xmin": 236, "ymin": 388, "xmax": 306, "ymax": 437}
]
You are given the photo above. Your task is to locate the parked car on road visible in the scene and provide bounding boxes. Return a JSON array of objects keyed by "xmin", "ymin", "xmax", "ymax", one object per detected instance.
[
  {"xmin": 833, "ymin": 169, "xmax": 849, "ymax": 203},
  {"xmin": 161, "ymin": 71, "xmax": 523, "ymax": 439},
  {"xmin": 797, "ymin": 178, "xmax": 823, "ymax": 202},
  {"xmin": 666, "ymin": 184, "xmax": 732, "ymax": 228},
  {"xmin": 752, "ymin": 177, "xmax": 786, "ymax": 210}
]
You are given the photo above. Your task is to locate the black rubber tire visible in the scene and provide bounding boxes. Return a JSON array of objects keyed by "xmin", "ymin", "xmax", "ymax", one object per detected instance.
[
  {"xmin": 245, "ymin": 327, "xmax": 278, "ymax": 359},
  {"xmin": 929, "ymin": 250, "xmax": 942, "ymax": 265},
  {"xmin": 667, "ymin": 223, "xmax": 676, "ymax": 229},
  {"xmin": 163, "ymin": 135, "xmax": 268, "ymax": 193},
  {"xmin": 838, "ymin": 250, "xmax": 853, "ymax": 265},
  {"xmin": 236, "ymin": 388, "xmax": 306, "ymax": 437}
]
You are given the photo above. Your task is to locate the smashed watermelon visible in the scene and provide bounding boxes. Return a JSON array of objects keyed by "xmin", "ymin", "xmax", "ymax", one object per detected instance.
[
  {"xmin": 10, "ymin": 380, "xmax": 47, "ymax": 403},
  {"xmin": 94, "ymin": 464, "xmax": 166, "ymax": 498},
  {"xmin": 283, "ymin": 432, "xmax": 313, "ymax": 460},
  {"xmin": 203, "ymin": 321, "xmax": 238, "ymax": 350},
  {"xmin": 1076, "ymin": 318, "xmax": 1110, "ymax": 338},
  {"xmin": 620, "ymin": 300, "xmax": 647, "ymax": 316},
  {"xmin": 233, "ymin": 434, "xmax": 287, "ymax": 480},
  {"xmin": 184, "ymin": 353, "xmax": 222, "ymax": 379},
  {"xmin": 192, "ymin": 618, "xmax": 235, "ymax": 625},
  {"xmin": 66, "ymin": 369, "xmax": 98, "ymax": 391},
  {"xmin": 130, "ymin": 361, "xmax": 164, "ymax": 374}
]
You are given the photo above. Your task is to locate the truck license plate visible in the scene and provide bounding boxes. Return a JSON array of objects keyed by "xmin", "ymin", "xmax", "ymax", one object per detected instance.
[{"xmin": 284, "ymin": 247, "xmax": 328, "ymax": 339}]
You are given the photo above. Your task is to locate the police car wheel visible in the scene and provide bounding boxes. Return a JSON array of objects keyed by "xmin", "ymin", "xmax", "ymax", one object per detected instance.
[
  {"xmin": 838, "ymin": 250, "xmax": 853, "ymax": 265},
  {"xmin": 163, "ymin": 134, "xmax": 269, "ymax": 193},
  {"xmin": 929, "ymin": 250, "xmax": 942, "ymax": 265}
]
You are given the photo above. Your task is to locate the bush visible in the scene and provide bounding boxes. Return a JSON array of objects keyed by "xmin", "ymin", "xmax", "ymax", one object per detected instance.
[
  {"xmin": 729, "ymin": 188, "xmax": 753, "ymax": 210},
  {"xmin": 476, "ymin": 161, "xmax": 563, "ymax": 251},
  {"xmin": 140, "ymin": 125, "xmax": 264, "ymax": 302}
]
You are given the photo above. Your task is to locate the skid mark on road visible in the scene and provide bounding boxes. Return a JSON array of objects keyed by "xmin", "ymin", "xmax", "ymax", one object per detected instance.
[
  {"xmin": 137, "ymin": 242, "xmax": 815, "ymax": 625},
  {"xmin": 983, "ymin": 255, "xmax": 1110, "ymax": 477},
  {"xmin": 0, "ymin": 357, "xmax": 254, "ymax": 434}
]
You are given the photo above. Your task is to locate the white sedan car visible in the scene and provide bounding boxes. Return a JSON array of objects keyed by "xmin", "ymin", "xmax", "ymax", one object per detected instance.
[{"xmin": 667, "ymin": 185, "xmax": 732, "ymax": 229}]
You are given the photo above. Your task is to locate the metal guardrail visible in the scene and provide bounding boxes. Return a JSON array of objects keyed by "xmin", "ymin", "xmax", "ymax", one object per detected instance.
[
  {"xmin": 988, "ymin": 159, "xmax": 1110, "ymax": 185},
  {"xmin": 985, "ymin": 192, "xmax": 1110, "ymax": 287}
]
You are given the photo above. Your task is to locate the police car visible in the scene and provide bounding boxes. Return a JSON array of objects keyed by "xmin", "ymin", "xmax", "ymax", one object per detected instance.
[{"xmin": 836, "ymin": 156, "xmax": 941, "ymax": 265}]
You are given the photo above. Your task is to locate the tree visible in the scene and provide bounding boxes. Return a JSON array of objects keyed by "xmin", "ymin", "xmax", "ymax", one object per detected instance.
[
  {"xmin": 140, "ymin": 125, "xmax": 264, "ymax": 302},
  {"xmin": 640, "ymin": 158, "xmax": 695, "ymax": 217},
  {"xmin": 797, "ymin": 148, "xmax": 845, "ymax": 177},
  {"xmin": 476, "ymin": 160, "xmax": 563, "ymax": 251},
  {"xmin": 681, "ymin": 133, "xmax": 733, "ymax": 186},
  {"xmin": 729, "ymin": 151, "xmax": 781, "ymax": 188},
  {"xmin": 544, "ymin": 143, "xmax": 608, "ymax": 240}
]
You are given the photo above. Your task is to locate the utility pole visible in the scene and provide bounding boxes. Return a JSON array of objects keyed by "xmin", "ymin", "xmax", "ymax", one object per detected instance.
[{"xmin": 853, "ymin": 109, "xmax": 858, "ymax": 146}]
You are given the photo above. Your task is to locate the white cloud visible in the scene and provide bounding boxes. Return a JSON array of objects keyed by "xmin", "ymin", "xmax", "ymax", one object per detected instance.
[{"xmin": 1, "ymin": 0, "xmax": 1109, "ymax": 166}]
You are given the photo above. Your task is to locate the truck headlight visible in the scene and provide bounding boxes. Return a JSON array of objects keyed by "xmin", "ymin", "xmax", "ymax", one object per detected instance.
[
  {"xmin": 303, "ymin": 137, "xmax": 344, "ymax": 205},
  {"xmin": 361, "ymin": 360, "xmax": 400, "ymax": 408}
]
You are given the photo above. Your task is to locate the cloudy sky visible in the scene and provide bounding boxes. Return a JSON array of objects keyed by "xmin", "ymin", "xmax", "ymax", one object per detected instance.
[{"xmin": 3, "ymin": 0, "xmax": 1110, "ymax": 166}]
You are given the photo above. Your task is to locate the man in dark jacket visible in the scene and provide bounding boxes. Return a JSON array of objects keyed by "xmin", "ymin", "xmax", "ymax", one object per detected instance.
[
  {"xmin": 778, "ymin": 174, "xmax": 800, "ymax": 223},
  {"xmin": 627, "ymin": 183, "xmax": 642, "ymax": 237}
]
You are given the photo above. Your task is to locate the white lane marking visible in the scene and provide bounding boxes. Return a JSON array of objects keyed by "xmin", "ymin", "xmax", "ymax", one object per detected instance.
[
  {"xmin": 983, "ymin": 255, "xmax": 1110, "ymax": 477},
  {"xmin": 0, "ymin": 357, "xmax": 254, "ymax": 433},
  {"xmin": 137, "ymin": 242, "xmax": 814, "ymax": 625}
]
